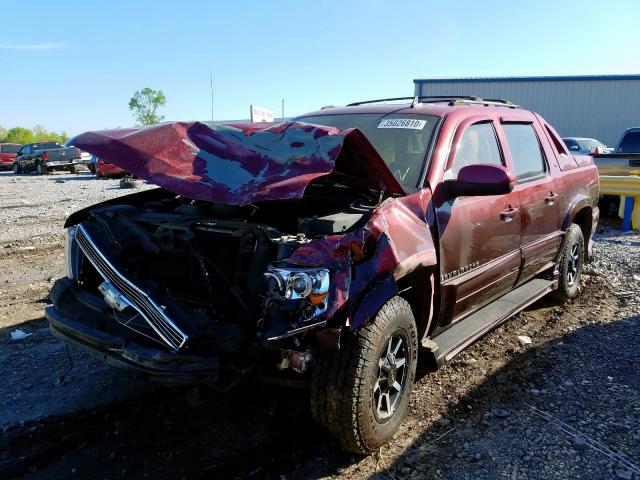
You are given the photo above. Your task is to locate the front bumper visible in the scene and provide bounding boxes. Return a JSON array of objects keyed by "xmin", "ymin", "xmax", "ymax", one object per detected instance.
[{"xmin": 45, "ymin": 304, "xmax": 219, "ymax": 385}]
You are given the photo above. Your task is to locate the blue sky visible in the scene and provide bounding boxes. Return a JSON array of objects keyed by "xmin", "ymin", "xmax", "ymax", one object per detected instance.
[{"xmin": 1, "ymin": 0, "xmax": 639, "ymax": 135}]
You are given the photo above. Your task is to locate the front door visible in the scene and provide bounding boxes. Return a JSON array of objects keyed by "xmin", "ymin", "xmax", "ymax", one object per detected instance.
[{"xmin": 435, "ymin": 118, "xmax": 522, "ymax": 327}]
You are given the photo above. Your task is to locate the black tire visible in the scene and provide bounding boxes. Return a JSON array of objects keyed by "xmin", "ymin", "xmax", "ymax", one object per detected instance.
[
  {"xmin": 13, "ymin": 163, "xmax": 21, "ymax": 174},
  {"xmin": 552, "ymin": 224, "xmax": 585, "ymax": 301},
  {"xmin": 311, "ymin": 296, "xmax": 418, "ymax": 454},
  {"xmin": 68, "ymin": 165, "xmax": 79, "ymax": 174},
  {"xmin": 36, "ymin": 162, "xmax": 48, "ymax": 175},
  {"xmin": 119, "ymin": 177, "xmax": 142, "ymax": 189}
]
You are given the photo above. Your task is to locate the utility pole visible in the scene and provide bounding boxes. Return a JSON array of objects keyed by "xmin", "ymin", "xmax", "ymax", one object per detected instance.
[
  {"xmin": 210, "ymin": 73, "xmax": 214, "ymax": 121},
  {"xmin": 281, "ymin": 98, "xmax": 285, "ymax": 121}
]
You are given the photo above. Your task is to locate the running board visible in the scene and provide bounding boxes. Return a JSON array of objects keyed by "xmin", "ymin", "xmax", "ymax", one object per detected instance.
[{"xmin": 422, "ymin": 278, "xmax": 556, "ymax": 367}]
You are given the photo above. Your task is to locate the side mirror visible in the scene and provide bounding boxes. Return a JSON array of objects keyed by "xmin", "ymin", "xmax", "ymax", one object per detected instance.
[
  {"xmin": 444, "ymin": 164, "xmax": 515, "ymax": 198},
  {"xmin": 569, "ymin": 145, "xmax": 580, "ymax": 151}
]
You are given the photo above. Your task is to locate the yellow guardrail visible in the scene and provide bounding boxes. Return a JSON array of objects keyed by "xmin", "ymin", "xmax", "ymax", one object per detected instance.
[
  {"xmin": 598, "ymin": 176, "xmax": 640, "ymax": 230},
  {"xmin": 599, "ymin": 175, "xmax": 640, "ymax": 196}
]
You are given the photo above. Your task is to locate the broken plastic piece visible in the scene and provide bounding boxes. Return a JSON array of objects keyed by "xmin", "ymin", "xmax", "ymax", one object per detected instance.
[{"xmin": 10, "ymin": 329, "xmax": 32, "ymax": 341}]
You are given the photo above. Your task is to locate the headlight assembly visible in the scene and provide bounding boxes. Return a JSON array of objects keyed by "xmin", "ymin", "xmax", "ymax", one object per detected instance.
[{"xmin": 265, "ymin": 267, "xmax": 330, "ymax": 303}]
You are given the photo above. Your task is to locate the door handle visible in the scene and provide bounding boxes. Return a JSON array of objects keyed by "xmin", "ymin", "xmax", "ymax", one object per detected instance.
[
  {"xmin": 545, "ymin": 192, "xmax": 558, "ymax": 205},
  {"xmin": 500, "ymin": 205, "xmax": 519, "ymax": 222}
]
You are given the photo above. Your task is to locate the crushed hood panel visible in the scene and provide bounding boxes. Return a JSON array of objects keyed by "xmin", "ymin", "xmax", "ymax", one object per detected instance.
[{"xmin": 70, "ymin": 121, "xmax": 405, "ymax": 204}]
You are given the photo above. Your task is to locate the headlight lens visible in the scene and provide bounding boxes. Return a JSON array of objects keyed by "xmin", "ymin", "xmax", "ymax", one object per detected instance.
[
  {"xmin": 64, "ymin": 226, "xmax": 79, "ymax": 279},
  {"xmin": 266, "ymin": 267, "xmax": 329, "ymax": 301}
]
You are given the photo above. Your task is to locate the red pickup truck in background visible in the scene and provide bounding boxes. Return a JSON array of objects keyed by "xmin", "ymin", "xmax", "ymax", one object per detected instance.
[
  {"xmin": 0, "ymin": 143, "xmax": 22, "ymax": 170},
  {"xmin": 46, "ymin": 96, "xmax": 599, "ymax": 453}
]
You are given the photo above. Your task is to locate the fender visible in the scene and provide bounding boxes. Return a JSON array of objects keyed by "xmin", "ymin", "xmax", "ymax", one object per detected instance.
[
  {"xmin": 562, "ymin": 193, "xmax": 593, "ymax": 230},
  {"xmin": 347, "ymin": 190, "xmax": 439, "ymax": 330},
  {"xmin": 348, "ymin": 272, "xmax": 398, "ymax": 330}
]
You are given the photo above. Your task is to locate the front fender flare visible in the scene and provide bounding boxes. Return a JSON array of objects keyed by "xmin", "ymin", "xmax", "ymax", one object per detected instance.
[
  {"xmin": 562, "ymin": 194, "xmax": 593, "ymax": 230},
  {"xmin": 348, "ymin": 272, "xmax": 398, "ymax": 331}
]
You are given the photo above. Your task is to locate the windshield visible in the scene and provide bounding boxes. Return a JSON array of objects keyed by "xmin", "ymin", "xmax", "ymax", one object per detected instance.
[
  {"xmin": 1, "ymin": 144, "xmax": 21, "ymax": 153},
  {"xmin": 295, "ymin": 113, "xmax": 439, "ymax": 188},
  {"xmin": 617, "ymin": 131, "xmax": 640, "ymax": 153}
]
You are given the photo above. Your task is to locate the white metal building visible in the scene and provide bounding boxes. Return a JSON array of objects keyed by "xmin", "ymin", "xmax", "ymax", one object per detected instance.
[{"xmin": 413, "ymin": 75, "xmax": 640, "ymax": 146}]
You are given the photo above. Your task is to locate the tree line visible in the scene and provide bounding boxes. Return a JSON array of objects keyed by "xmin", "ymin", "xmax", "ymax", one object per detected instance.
[
  {"xmin": 0, "ymin": 125, "xmax": 68, "ymax": 145},
  {"xmin": 0, "ymin": 87, "xmax": 166, "ymax": 145}
]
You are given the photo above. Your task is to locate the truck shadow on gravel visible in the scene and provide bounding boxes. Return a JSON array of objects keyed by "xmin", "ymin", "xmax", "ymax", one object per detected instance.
[
  {"xmin": 1, "ymin": 311, "xmax": 637, "ymax": 479},
  {"xmin": 379, "ymin": 314, "xmax": 640, "ymax": 480}
]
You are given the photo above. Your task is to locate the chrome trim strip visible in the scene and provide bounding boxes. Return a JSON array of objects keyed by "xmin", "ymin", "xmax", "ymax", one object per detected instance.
[
  {"xmin": 76, "ymin": 224, "xmax": 188, "ymax": 350},
  {"xmin": 266, "ymin": 320, "xmax": 327, "ymax": 342}
]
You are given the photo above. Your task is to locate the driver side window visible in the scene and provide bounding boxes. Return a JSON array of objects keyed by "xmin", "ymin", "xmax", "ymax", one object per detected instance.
[{"xmin": 450, "ymin": 122, "xmax": 503, "ymax": 178}]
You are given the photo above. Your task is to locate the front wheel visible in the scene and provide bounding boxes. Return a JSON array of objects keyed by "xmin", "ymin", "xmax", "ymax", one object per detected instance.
[
  {"xmin": 311, "ymin": 296, "xmax": 418, "ymax": 454},
  {"xmin": 13, "ymin": 163, "xmax": 22, "ymax": 174},
  {"xmin": 36, "ymin": 162, "xmax": 48, "ymax": 175},
  {"xmin": 552, "ymin": 223, "xmax": 585, "ymax": 301}
]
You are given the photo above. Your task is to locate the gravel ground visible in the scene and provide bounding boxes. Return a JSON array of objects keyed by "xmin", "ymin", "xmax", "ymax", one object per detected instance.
[
  {"xmin": 0, "ymin": 169, "xmax": 638, "ymax": 479},
  {"xmin": 0, "ymin": 171, "xmax": 154, "ymax": 328},
  {"xmin": 0, "ymin": 171, "xmax": 154, "ymax": 247}
]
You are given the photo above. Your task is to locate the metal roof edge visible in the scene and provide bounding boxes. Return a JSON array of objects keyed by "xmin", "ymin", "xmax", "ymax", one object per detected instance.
[{"xmin": 414, "ymin": 74, "xmax": 640, "ymax": 84}]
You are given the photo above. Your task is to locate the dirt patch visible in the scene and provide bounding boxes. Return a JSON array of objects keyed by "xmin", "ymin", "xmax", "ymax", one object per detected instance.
[{"xmin": 1, "ymin": 272, "xmax": 638, "ymax": 480}]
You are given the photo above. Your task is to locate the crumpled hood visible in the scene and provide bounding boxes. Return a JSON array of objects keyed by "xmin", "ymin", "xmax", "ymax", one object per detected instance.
[{"xmin": 69, "ymin": 121, "xmax": 405, "ymax": 204}]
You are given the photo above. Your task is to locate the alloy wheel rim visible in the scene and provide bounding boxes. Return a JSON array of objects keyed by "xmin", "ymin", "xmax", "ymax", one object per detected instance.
[
  {"xmin": 373, "ymin": 330, "xmax": 408, "ymax": 421},
  {"xmin": 567, "ymin": 243, "xmax": 581, "ymax": 286}
]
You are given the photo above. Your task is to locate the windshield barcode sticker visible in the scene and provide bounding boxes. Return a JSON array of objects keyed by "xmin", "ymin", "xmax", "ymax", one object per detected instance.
[{"xmin": 378, "ymin": 119, "xmax": 427, "ymax": 130}]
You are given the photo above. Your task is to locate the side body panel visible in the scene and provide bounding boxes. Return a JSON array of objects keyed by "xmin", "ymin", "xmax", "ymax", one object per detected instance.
[
  {"xmin": 426, "ymin": 108, "xmax": 599, "ymax": 333},
  {"xmin": 429, "ymin": 110, "xmax": 522, "ymax": 327}
]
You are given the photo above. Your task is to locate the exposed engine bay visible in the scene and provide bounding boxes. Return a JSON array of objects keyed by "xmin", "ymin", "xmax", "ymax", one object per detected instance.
[{"xmin": 63, "ymin": 182, "xmax": 379, "ymax": 361}]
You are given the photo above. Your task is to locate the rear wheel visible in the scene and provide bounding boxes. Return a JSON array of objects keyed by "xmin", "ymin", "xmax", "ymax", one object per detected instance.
[
  {"xmin": 36, "ymin": 162, "xmax": 48, "ymax": 175},
  {"xmin": 311, "ymin": 296, "xmax": 418, "ymax": 453},
  {"xmin": 68, "ymin": 165, "xmax": 79, "ymax": 174},
  {"xmin": 552, "ymin": 224, "xmax": 585, "ymax": 301}
]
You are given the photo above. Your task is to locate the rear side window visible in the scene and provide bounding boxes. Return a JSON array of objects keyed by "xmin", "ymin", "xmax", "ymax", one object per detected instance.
[
  {"xmin": 32, "ymin": 142, "xmax": 61, "ymax": 151},
  {"xmin": 544, "ymin": 124, "xmax": 569, "ymax": 155},
  {"xmin": 1, "ymin": 144, "xmax": 21, "ymax": 153},
  {"xmin": 450, "ymin": 122, "xmax": 503, "ymax": 177},
  {"xmin": 618, "ymin": 131, "xmax": 640, "ymax": 153},
  {"xmin": 503, "ymin": 124, "xmax": 546, "ymax": 180}
]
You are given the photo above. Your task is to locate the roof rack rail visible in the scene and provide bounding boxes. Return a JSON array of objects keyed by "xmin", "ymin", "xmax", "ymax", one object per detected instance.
[
  {"xmin": 346, "ymin": 95, "xmax": 521, "ymax": 109},
  {"xmin": 482, "ymin": 98, "xmax": 515, "ymax": 105},
  {"xmin": 449, "ymin": 99, "xmax": 521, "ymax": 109},
  {"xmin": 346, "ymin": 95, "xmax": 481, "ymax": 106}
]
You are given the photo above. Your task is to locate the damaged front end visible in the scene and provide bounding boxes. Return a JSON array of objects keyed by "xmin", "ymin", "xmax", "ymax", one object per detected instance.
[
  {"xmin": 48, "ymin": 121, "xmax": 405, "ymax": 387},
  {"xmin": 49, "ymin": 187, "xmax": 379, "ymax": 386}
]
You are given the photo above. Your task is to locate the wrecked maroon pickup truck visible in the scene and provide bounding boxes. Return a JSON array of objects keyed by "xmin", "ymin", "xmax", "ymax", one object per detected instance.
[{"xmin": 46, "ymin": 96, "xmax": 599, "ymax": 453}]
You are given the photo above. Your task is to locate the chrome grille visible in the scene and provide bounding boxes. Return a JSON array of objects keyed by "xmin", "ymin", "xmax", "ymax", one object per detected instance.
[{"xmin": 75, "ymin": 224, "xmax": 188, "ymax": 350}]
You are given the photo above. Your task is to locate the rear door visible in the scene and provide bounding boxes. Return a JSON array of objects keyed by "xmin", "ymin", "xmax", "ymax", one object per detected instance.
[
  {"xmin": 435, "ymin": 116, "xmax": 522, "ymax": 326},
  {"xmin": 499, "ymin": 120, "xmax": 564, "ymax": 282}
]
